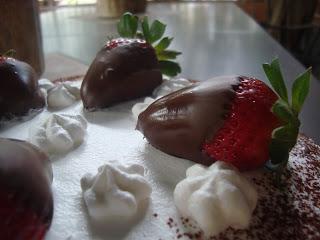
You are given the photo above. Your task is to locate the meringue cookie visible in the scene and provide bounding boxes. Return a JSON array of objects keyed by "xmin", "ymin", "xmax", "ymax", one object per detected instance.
[
  {"xmin": 80, "ymin": 163, "xmax": 152, "ymax": 223},
  {"xmin": 132, "ymin": 97, "xmax": 155, "ymax": 120},
  {"xmin": 39, "ymin": 78, "xmax": 55, "ymax": 91},
  {"xmin": 174, "ymin": 161, "xmax": 257, "ymax": 236},
  {"xmin": 132, "ymin": 78, "xmax": 193, "ymax": 119},
  {"xmin": 38, "ymin": 78, "xmax": 55, "ymax": 100},
  {"xmin": 47, "ymin": 83, "xmax": 81, "ymax": 109},
  {"xmin": 29, "ymin": 113, "xmax": 87, "ymax": 154}
]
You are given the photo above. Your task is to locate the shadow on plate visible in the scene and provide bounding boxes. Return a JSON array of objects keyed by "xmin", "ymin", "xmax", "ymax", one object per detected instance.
[
  {"xmin": 139, "ymin": 143, "xmax": 193, "ymax": 186},
  {"xmin": 81, "ymin": 100, "xmax": 145, "ymax": 130}
]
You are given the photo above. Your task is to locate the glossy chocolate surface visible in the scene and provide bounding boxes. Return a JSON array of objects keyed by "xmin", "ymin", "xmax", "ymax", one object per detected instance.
[
  {"xmin": 81, "ymin": 39, "xmax": 163, "ymax": 110},
  {"xmin": 137, "ymin": 76, "xmax": 239, "ymax": 165},
  {"xmin": 0, "ymin": 138, "xmax": 53, "ymax": 223},
  {"xmin": 0, "ymin": 58, "xmax": 45, "ymax": 120}
]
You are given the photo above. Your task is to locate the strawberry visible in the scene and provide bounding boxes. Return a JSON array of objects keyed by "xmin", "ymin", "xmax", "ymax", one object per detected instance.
[
  {"xmin": 0, "ymin": 55, "xmax": 45, "ymax": 121},
  {"xmin": 202, "ymin": 77, "xmax": 280, "ymax": 171},
  {"xmin": 80, "ymin": 37, "xmax": 163, "ymax": 110},
  {"xmin": 80, "ymin": 12, "xmax": 182, "ymax": 110},
  {"xmin": 81, "ymin": 13, "xmax": 181, "ymax": 110},
  {"xmin": 0, "ymin": 138, "xmax": 53, "ymax": 240},
  {"xmin": 0, "ymin": 190, "xmax": 49, "ymax": 240},
  {"xmin": 137, "ymin": 76, "xmax": 280, "ymax": 171},
  {"xmin": 137, "ymin": 58, "xmax": 311, "ymax": 175}
]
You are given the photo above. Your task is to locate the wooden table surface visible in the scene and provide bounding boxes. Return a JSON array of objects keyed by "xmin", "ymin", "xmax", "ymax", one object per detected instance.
[{"xmin": 40, "ymin": 2, "xmax": 320, "ymax": 143}]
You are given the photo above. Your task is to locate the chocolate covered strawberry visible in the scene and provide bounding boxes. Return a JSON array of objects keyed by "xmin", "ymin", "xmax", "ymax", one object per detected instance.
[
  {"xmin": 81, "ymin": 12, "xmax": 181, "ymax": 110},
  {"xmin": 137, "ymin": 75, "xmax": 279, "ymax": 171},
  {"xmin": 81, "ymin": 38, "xmax": 163, "ymax": 109},
  {"xmin": 137, "ymin": 59, "xmax": 311, "ymax": 173},
  {"xmin": 0, "ymin": 138, "xmax": 53, "ymax": 240},
  {"xmin": 0, "ymin": 51, "xmax": 45, "ymax": 121}
]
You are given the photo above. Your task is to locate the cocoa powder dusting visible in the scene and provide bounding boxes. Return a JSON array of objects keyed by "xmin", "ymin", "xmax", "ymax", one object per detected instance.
[
  {"xmin": 161, "ymin": 135, "xmax": 320, "ymax": 240},
  {"xmin": 211, "ymin": 135, "xmax": 320, "ymax": 240}
]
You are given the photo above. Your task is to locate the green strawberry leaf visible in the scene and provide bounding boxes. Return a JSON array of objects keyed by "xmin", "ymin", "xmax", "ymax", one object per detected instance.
[
  {"xmin": 269, "ymin": 126, "xmax": 298, "ymax": 166},
  {"xmin": 268, "ymin": 138, "xmax": 290, "ymax": 166},
  {"xmin": 141, "ymin": 16, "xmax": 151, "ymax": 43},
  {"xmin": 155, "ymin": 37, "xmax": 173, "ymax": 52},
  {"xmin": 116, "ymin": 13, "xmax": 182, "ymax": 77},
  {"xmin": 136, "ymin": 30, "xmax": 144, "ymax": 39},
  {"xmin": 149, "ymin": 20, "xmax": 166, "ymax": 44},
  {"xmin": 271, "ymin": 99, "xmax": 295, "ymax": 123},
  {"xmin": 292, "ymin": 67, "xmax": 311, "ymax": 114},
  {"xmin": 263, "ymin": 58, "xmax": 311, "ymax": 186},
  {"xmin": 263, "ymin": 58, "xmax": 288, "ymax": 102},
  {"xmin": 157, "ymin": 50, "xmax": 182, "ymax": 60},
  {"xmin": 117, "ymin": 12, "xmax": 138, "ymax": 38},
  {"xmin": 272, "ymin": 125, "xmax": 299, "ymax": 144},
  {"xmin": 2, "ymin": 49, "xmax": 16, "ymax": 58},
  {"xmin": 159, "ymin": 60, "xmax": 181, "ymax": 77}
]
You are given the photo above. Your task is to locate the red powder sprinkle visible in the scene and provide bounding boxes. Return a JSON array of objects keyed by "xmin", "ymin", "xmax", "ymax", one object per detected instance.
[
  {"xmin": 161, "ymin": 135, "xmax": 320, "ymax": 240},
  {"xmin": 207, "ymin": 135, "xmax": 320, "ymax": 239}
]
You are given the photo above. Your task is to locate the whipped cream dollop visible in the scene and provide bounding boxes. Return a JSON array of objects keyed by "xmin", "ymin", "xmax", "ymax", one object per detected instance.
[
  {"xmin": 132, "ymin": 78, "xmax": 193, "ymax": 119},
  {"xmin": 38, "ymin": 79, "xmax": 81, "ymax": 109},
  {"xmin": 174, "ymin": 161, "xmax": 257, "ymax": 236},
  {"xmin": 80, "ymin": 163, "xmax": 152, "ymax": 223},
  {"xmin": 29, "ymin": 113, "xmax": 87, "ymax": 154},
  {"xmin": 47, "ymin": 83, "xmax": 80, "ymax": 109},
  {"xmin": 39, "ymin": 78, "xmax": 55, "ymax": 91}
]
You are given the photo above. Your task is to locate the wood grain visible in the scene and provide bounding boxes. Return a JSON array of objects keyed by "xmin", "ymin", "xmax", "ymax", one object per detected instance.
[{"xmin": 0, "ymin": 0, "xmax": 44, "ymax": 75}]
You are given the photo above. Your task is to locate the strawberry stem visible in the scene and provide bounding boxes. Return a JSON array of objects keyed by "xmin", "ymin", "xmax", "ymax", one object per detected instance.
[
  {"xmin": 263, "ymin": 58, "xmax": 311, "ymax": 184},
  {"xmin": 116, "ymin": 12, "xmax": 181, "ymax": 77},
  {"xmin": 1, "ymin": 49, "xmax": 16, "ymax": 58}
]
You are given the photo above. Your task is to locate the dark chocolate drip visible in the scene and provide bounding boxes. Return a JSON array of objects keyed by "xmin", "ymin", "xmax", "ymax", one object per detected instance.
[
  {"xmin": 0, "ymin": 58, "xmax": 45, "ymax": 120},
  {"xmin": 0, "ymin": 138, "xmax": 53, "ymax": 223},
  {"xmin": 137, "ymin": 76, "xmax": 240, "ymax": 165},
  {"xmin": 81, "ymin": 39, "xmax": 163, "ymax": 110}
]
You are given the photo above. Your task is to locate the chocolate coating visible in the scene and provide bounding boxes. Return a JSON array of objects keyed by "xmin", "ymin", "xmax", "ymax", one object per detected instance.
[
  {"xmin": 137, "ymin": 76, "xmax": 240, "ymax": 165},
  {"xmin": 0, "ymin": 58, "xmax": 45, "ymax": 121},
  {"xmin": 0, "ymin": 138, "xmax": 53, "ymax": 234},
  {"xmin": 81, "ymin": 39, "xmax": 163, "ymax": 110}
]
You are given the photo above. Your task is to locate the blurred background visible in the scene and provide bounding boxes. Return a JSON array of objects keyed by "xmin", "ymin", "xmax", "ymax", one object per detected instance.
[
  {"xmin": 35, "ymin": 0, "xmax": 320, "ymax": 78},
  {"xmin": 0, "ymin": 0, "xmax": 319, "ymax": 79}
]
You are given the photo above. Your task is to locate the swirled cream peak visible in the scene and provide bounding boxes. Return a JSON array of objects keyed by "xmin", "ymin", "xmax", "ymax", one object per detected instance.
[
  {"xmin": 80, "ymin": 163, "xmax": 152, "ymax": 223},
  {"xmin": 38, "ymin": 79, "xmax": 81, "ymax": 109},
  {"xmin": 29, "ymin": 113, "xmax": 87, "ymax": 154},
  {"xmin": 39, "ymin": 78, "xmax": 55, "ymax": 91},
  {"xmin": 174, "ymin": 161, "xmax": 257, "ymax": 236},
  {"xmin": 48, "ymin": 83, "xmax": 80, "ymax": 109}
]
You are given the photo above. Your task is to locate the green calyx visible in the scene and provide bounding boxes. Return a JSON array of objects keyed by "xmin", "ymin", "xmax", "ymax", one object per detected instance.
[
  {"xmin": 263, "ymin": 58, "xmax": 311, "ymax": 183},
  {"xmin": 117, "ymin": 12, "xmax": 181, "ymax": 77},
  {"xmin": 1, "ymin": 49, "xmax": 16, "ymax": 58}
]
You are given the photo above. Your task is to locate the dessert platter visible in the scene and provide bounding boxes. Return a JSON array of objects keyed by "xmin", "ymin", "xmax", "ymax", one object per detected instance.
[{"xmin": 0, "ymin": 13, "xmax": 319, "ymax": 240}]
